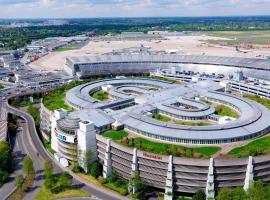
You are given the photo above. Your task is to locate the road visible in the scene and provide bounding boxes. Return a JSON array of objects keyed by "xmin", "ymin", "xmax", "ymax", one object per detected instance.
[
  {"xmin": 0, "ymin": 100, "xmax": 8, "ymax": 141},
  {"xmin": 3, "ymin": 101, "xmax": 127, "ymax": 200}
]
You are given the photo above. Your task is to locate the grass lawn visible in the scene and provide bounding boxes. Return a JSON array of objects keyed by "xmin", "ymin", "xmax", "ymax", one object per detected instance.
[
  {"xmin": 35, "ymin": 185, "xmax": 89, "ymax": 200},
  {"xmin": 206, "ymin": 31, "xmax": 270, "ymax": 46},
  {"xmin": 208, "ymin": 30, "xmax": 270, "ymax": 37},
  {"xmin": 228, "ymin": 136, "xmax": 270, "ymax": 158},
  {"xmin": 57, "ymin": 44, "xmax": 77, "ymax": 52},
  {"xmin": 214, "ymin": 105, "xmax": 240, "ymax": 118},
  {"xmin": 102, "ymin": 130, "xmax": 128, "ymax": 141},
  {"xmin": 244, "ymin": 94, "xmax": 270, "ymax": 110},
  {"xmin": 152, "ymin": 113, "xmax": 171, "ymax": 122},
  {"xmin": 102, "ymin": 131, "xmax": 221, "ymax": 158},
  {"xmin": 7, "ymin": 177, "xmax": 34, "ymax": 200},
  {"xmin": 153, "ymin": 113, "xmax": 211, "ymax": 126},
  {"xmin": 104, "ymin": 182, "xmax": 128, "ymax": 196},
  {"xmin": 152, "ymin": 76, "xmax": 181, "ymax": 84},
  {"xmin": 91, "ymin": 90, "xmax": 109, "ymax": 101},
  {"xmin": 175, "ymin": 121, "xmax": 211, "ymax": 126}
]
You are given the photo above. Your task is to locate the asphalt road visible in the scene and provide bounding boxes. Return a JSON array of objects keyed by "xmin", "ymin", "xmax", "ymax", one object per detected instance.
[
  {"xmin": 0, "ymin": 101, "xmax": 8, "ymax": 141},
  {"xmin": 4, "ymin": 101, "xmax": 126, "ymax": 200}
]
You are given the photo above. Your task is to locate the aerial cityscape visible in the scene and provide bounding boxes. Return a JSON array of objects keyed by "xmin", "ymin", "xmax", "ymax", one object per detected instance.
[{"xmin": 1, "ymin": 1, "xmax": 270, "ymax": 200}]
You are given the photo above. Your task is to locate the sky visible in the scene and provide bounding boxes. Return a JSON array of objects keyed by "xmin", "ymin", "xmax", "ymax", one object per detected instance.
[{"xmin": 0, "ymin": 0, "xmax": 270, "ymax": 18}]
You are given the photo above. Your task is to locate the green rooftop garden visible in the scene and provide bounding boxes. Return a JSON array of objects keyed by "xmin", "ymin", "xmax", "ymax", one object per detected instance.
[
  {"xmin": 244, "ymin": 94, "xmax": 270, "ymax": 110},
  {"xmin": 214, "ymin": 104, "xmax": 240, "ymax": 118},
  {"xmin": 153, "ymin": 113, "xmax": 211, "ymax": 126},
  {"xmin": 228, "ymin": 136, "xmax": 270, "ymax": 158},
  {"xmin": 102, "ymin": 130, "xmax": 221, "ymax": 158},
  {"xmin": 90, "ymin": 90, "xmax": 109, "ymax": 101},
  {"xmin": 152, "ymin": 113, "xmax": 170, "ymax": 122}
]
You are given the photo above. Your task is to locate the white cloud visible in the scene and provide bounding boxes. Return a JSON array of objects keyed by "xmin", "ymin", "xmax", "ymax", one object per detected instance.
[{"xmin": 0, "ymin": 0, "xmax": 269, "ymax": 18}]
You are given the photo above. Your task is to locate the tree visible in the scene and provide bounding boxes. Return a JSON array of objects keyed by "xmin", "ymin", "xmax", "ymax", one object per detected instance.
[
  {"xmin": 84, "ymin": 149, "xmax": 93, "ymax": 173},
  {"xmin": 217, "ymin": 187, "xmax": 248, "ymax": 200},
  {"xmin": 217, "ymin": 187, "xmax": 232, "ymax": 200},
  {"xmin": 129, "ymin": 172, "xmax": 145, "ymax": 199},
  {"xmin": 51, "ymin": 172, "xmax": 72, "ymax": 194},
  {"xmin": 90, "ymin": 161, "xmax": 103, "ymax": 178},
  {"xmin": 22, "ymin": 156, "xmax": 35, "ymax": 179},
  {"xmin": 193, "ymin": 190, "xmax": 206, "ymax": 200},
  {"xmin": 0, "ymin": 170, "xmax": 9, "ymax": 186},
  {"xmin": 231, "ymin": 187, "xmax": 248, "ymax": 200},
  {"xmin": 44, "ymin": 160, "xmax": 53, "ymax": 178},
  {"xmin": 248, "ymin": 180, "xmax": 270, "ymax": 200},
  {"xmin": 15, "ymin": 174, "xmax": 24, "ymax": 189},
  {"xmin": 0, "ymin": 141, "xmax": 13, "ymax": 173},
  {"xmin": 44, "ymin": 160, "xmax": 54, "ymax": 189}
]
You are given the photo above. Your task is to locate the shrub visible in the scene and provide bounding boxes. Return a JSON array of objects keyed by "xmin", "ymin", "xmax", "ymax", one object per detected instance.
[
  {"xmin": 119, "ymin": 188, "xmax": 128, "ymax": 196},
  {"xmin": 90, "ymin": 162, "xmax": 103, "ymax": 178},
  {"xmin": 0, "ymin": 170, "xmax": 9, "ymax": 186},
  {"xmin": 108, "ymin": 172, "xmax": 118, "ymax": 183},
  {"xmin": 98, "ymin": 176, "xmax": 107, "ymax": 184},
  {"xmin": 72, "ymin": 164, "xmax": 85, "ymax": 173}
]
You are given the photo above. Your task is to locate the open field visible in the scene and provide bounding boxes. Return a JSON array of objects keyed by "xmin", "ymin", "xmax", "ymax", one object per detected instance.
[
  {"xmin": 207, "ymin": 31, "xmax": 270, "ymax": 46},
  {"xmin": 57, "ymin": 44, "xmax": 77, "ymax": 52},
  {"xmin": 102, "ymin": 130, "xmax": 221, "ymax": 158},
  {"xmin": 29, "ymin": 33, "xmax": 270, "ymax": 73}
]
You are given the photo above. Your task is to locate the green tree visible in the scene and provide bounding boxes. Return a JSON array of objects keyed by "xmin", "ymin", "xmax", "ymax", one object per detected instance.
[
  {"xmin": 231, "ymin": 187, "xmax": 248, "ymax": 200},
  {"xmin": 129, "ymin": 172, "xmax": 145, "ymax": 199},
  {"xmin": 0, "ymin": 170, "xmax": 9, "ymax": 186},
  {"xmin": 15, "ymin": 174, "xmax": 24, "ymax": 189},
  {"xmin": 51, "ymin": 172, "xmax": 72, "ymax": 194},
  {"xmin": 217, "ymin": 187, "xmax": 232, "ymax": 200},
  {"xmin": 248, "ymin": 180, "xmax": 270, "ymax": 200},
  {"xmin": 84, "ymin": 149, "xmax": 93, "ymax": 173},
  {"xmin": 192, "ymin": 189, "xmax": 206, "ymax": 200},
  {"xmin": 44, "ymin": 160, "xmax": 53, "ymax": 178},
  {"xmin": 90, "ymin": 161, "xmax": 103, "ymax": 178},
  {"xmin": 22, "ymin": 156, "xmax": 35, "ymax": 179},
  {"xmin": 44, "ymin": 160, "xmax": 54, "ymax": 189},
  {"xmin": 0, "ymin": 141, "xmax": 13, "ymax": 173}
]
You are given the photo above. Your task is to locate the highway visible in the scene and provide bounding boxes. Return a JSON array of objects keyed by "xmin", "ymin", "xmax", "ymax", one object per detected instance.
[{"xmin": 3, "ymin": 100, "xmax": 126, "ymax": 200}]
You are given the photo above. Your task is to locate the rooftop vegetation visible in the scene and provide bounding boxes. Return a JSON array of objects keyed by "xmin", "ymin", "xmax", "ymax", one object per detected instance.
[
  {"xmin": 244, "ymin": 94, "xmax": 270, "ymax": 110},
  {"xmin": 214, "ymin": 104, "xmax": 240, "ymax": 118},
  {"xmin": 90, "ymin": 90, "xmax": 109, "ymax": 101},
  {"xmin": 228, "ymin": 136, "xmax": 270, "ymax": 158},
  {"xmin": 153, "ymin": 113, "xmax": 211, "ymax": 126},
  {"xmin": 102, "ymin": 130, "xmax": 221, "ymax": 158}
]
